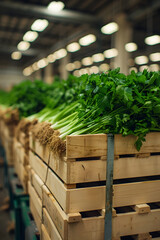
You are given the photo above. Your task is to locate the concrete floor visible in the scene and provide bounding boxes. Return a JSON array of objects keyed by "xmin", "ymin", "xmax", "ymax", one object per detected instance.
[{"xmin": 0, "ymin": 165, "xmax": 14, "ymax": 240}]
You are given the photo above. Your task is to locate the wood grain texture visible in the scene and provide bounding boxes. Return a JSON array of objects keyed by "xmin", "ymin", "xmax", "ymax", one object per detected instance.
[
  {"xmin": 31, "ymin": 169, "xmax": 44, "ymax": 200},
  {"xmin": 43, "ymin": 208, "xmax": 62, "ymax": 240},
  {"xmin": 42, "ymin": 185, "xmax": 67, "ymax": 240},
  {"xmin": 113, "ymin": 209, "xmax": 160, "ymax": 238},
  {"xmin": 29, "ymin": 151, "xmax": 47, "ymax": 183},
  {"xmin": 41, "ymin": 224, "xmax": 51, "ymax": 240},
  {"xmin": 66, "ymin": 134, "xmax": 107, "ymax": 158}
]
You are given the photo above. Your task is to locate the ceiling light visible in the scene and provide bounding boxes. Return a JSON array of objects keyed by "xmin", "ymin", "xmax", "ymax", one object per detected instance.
[
  {"xmin": 129, "ymin": 67, "xmax": 138, "ymax": 73},
  {"xmin": 66, "ymin": 42, "xmax": 80, "ymax": 52},
  {"xmin": 17, "ymin": 41, "xmax": 30, "ymax": 51},
  {"xmin": 73, "ymin": 61, "xmax": 81, "ymax": 69},
  {"xmin": 48, "ymin": 1, "xmax": 64, "ymax": 12},
  {"xmin": 37, "ymin": 58, "xmax": 48, "ymax": 68},
  {"xmin": 73, "ymin": 70, "xmax": 80, "ymax": 76},
  {"xmin": 55, "ymin": 49, "xmax": 67, "ymax": 59},
  {"xmin": 145, "ymin": 35, "xmax": 160, "ymax": 45},
  {"xmin": 149, "ymin": 52, "xmax": 160, "ymax": 62},
  {"xmin": 139, "ymin": 65, "xmax": 149, "ymax": 72},
  {"xmin": 150, "ymin": 64, "xmax": 159, "ymax": 71},
  {"xmin": 65, "ymin": 63, "xmax": 75, "ymax": 71},
  {"xmin": 23, "ymin": 67, "xmax": 33, "ymax": 76},
  {"xmin": 82, "ymin": 57, "xmax": 93, "ymax": 66},
  {"xmin": 79, "ymin": 34, "xmax": 96, "ymax": 46},
  {"xmin": 80, "ymin": 68, "xmax": 89, "ymax": 74},
  {"xmin": 104, "ymin": 48, "xmax": 118, "ymax": 58},
  {"xmin": 99, "ymin": 63, "xmax": 109, "ymax": 72},
  {"xmin": 23, "ymin": 31, "xmax": 38, "ymax": 42},
  {"xmin": 125, "ymin": 42, "xmax": 138, "ymax": 52},
  {"xmin": 90, "ymin": 66, "xmax": 99, "ymax": 74},
  {"xmin": 47, "ymin": 54, "xmax": 56, "ymax": 63},
  {"xmin": 135, "ymin": 56, "xmax": 148, "ymax": 65},
  {"xmin": 31, "ymin": 19, "xmax": 49, "ymax": 32},
  {"xmin": 101, "ymin": 22, "xmax": 119, "ymax": 34},
  {"xmin": 32, "ymin": 62, "xmax": 39, "ymax": 71},
  {"xmin": 92, "ymin": 53, "xmax": 104, "ymax": 62},
  {"xmin": 11, "ymin": 51, "xmax": 22, "ymax": 60}
]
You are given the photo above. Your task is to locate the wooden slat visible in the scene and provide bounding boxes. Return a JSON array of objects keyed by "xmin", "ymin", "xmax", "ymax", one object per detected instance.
[
  {"xmin": 114, "ymin": 155, "xmax": 160, "ymax": 180},
  {"xmin": 41, "ymin": 224, "xmax": 51, "ymax": 240},
  {"xmin": 42, "ymin": 185, "xmax": 68, "ymax": 240},
  {"xmin": 66, "ymin": 134, "xmax": 107, "ymax": 158},
  {"xmin": 43, "ymin": 208, "xmax": 63, "ymax": 240},
  {"xmin": 28, "ymin": 181, "xmax": 42, "ymax": 219},
  {"xmin": 112, "ymin": 209, "xmax": 160, "ymax": 238},
  {"xmin": 66, "ymin": 132, "xmax": 160, "ymax": 158},
  {"xmin": 31, "ymin": 169, "xmax": 44, "ymax": 200},
  {"xmin": 113, "ymin": 180, "xmax": 160, "ymax": 208},
  {"xmin": 45, "ymin": 169, "xmax": 68, "ymax": 212},
  {"xmin": 30, "ymin": 198, "xmax": 41, "ymax": 233},
  {"xmin": 29, "ymin": 151, "xmax": 48, "ymax": 183},
  {"xmin": 114, "ymin": 132, "xmax": 160, "ymax": 155},
  {"xmin": 35, "ymin": 140, "xmax": 50, "ymax": 164}
]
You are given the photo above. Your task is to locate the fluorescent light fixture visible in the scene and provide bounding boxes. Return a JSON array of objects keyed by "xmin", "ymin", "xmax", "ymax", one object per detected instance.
[
  {"xmin": 149, "ymin": 52, "xmax": 160, "ymax": 62},
  {"xmin": 55, "ymin": 49, "xmax": 67, "ymax": 59},
  {"xmin": 150, "ymin": 64, "xmax": 159, "ymax": 71},
  {"xmin": 11, "ymin": 51, "xmax": 22, "ymax": 60},
  {"xmin": 99, "ymin": 63, "xmax": 109, "ymax": 72},
  {"xmin": 145, "ymin": 35, "xmax": 160, "ymax": 45},
  {"xmin": 104, "ymin": 48, "xmax": 118, "ymax": 58},
  {"xmin": 79, "ymin": 34, "xmax": 96, "ymax": 46},
  {"xmin": 65, "ymin": 63, "xmax": 75, "ymax": 71},
  {"xmin": 66, "ymin": 42, "xmax": 80, "ymax": 52},
  {"xmin": 73, "ymin": 70, "xmax": 80, "ymax": 76},
  {"xmin": 32, "ymin": 62, "xmax": 39, "ymax": 71},
  {"xmin": 139, "ymin": 65, "xmax": 149, "ymax": 72},
  {"xmin": 82, "ymin": 57, "xmax": 93, "ymax": 66},
  {"xmin": 17, "ymin": 41, "xmax": 30, "ymax": 51},
  {"xmin": 73, "ymin": 61, "xmax": 81, "ymax": 69},
  {"xmin": 125, "ymin": 42, "xmax": 138, "ymax": 52},
  {"xmin": 37, "ymin": 58, "xmax": 48, "ymax": 68},
  {"xmin": 80, "ymin": 68, "xmax": 89, "ymax": 74},
  {"xmin": 135, "ymin": 56, "xmax": 148, "ymax": 65},
  {"xmin": 92, "ymin": 53, "xmax": 104, "ymax": 62},
  {"xmin": 101, "ymin": 22, "xmax": 119, "ymax": 34},
  {"xmin": 90, "ymin": 66, "xmax": 99, "ymax": 74},
  {"xmin": 23, "ymin": 67, "xmax": 33, "ymax": 76},
  {"xmin": 31, "ymin": 19, "xmax": 49, "ymax": 32},
  {"xmin": 23, "ymin": 31, "xmax": 38, "ymax": 42},
  {"xmin": 47, "ymin": 54, "xmax": 56, "ymax": 63},
  {"xmin": 48, "ymin": 1, "xmax": 64, "ymax": 11},
  {"xmin": 129, "ymin": 67, "xmax": 138, "ymax": 73}
]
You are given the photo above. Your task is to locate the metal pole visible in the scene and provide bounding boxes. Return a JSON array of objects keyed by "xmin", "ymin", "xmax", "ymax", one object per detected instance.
[{"xmin": 104, "ymin": 134, "xmax": 114, "ymax": 240}]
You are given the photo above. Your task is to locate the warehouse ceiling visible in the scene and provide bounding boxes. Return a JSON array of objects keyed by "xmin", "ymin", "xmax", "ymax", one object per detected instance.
[{"xmin": 0, "ymin": 0, "xmax": 159, "ymax": 72}]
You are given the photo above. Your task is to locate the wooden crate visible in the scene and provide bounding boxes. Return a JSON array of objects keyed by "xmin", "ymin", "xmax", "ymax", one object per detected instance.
[
  {"xmin": 29, "ymin": 148, "xmax": 160, "ymax": 213},
  {"xmin": 28, "ymin": 181, "xmax": 42, "ymax": 233},
  {"xmin": 42, "ymin": 185, "xmax": 160, "ymax": 240},
  {"xmin": 4, "ymin": 136, "xmax": 14, "ymax": 165},
  {"xmin": 29, "ymin": 132, "xmax": 160, "ymax": 238},
  {"xmin": 29, "ymin": 132, "xmax": 160, "ymax": 184},
  {"xmin": 41, "ymin": 224, "xmax": 51, "ymax": 240},
  {"xmin": 14, "ymin": 138, "xmax": 29, "ymax": 192},
  {"xmin": 28, "ymin": 168, "xmax": 160, "ymax": 240}
]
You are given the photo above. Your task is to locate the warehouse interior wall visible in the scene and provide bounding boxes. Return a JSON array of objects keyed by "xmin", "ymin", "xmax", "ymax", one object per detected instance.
[{"xmin": 0, "ymin": 67, "xmax": 25, "ymax": 90}]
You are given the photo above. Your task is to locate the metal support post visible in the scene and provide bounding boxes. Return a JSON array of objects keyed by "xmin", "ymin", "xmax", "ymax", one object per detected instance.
[{"xmin": 104, "ymin": 134, "xmax": 114, "ymax": 240}]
